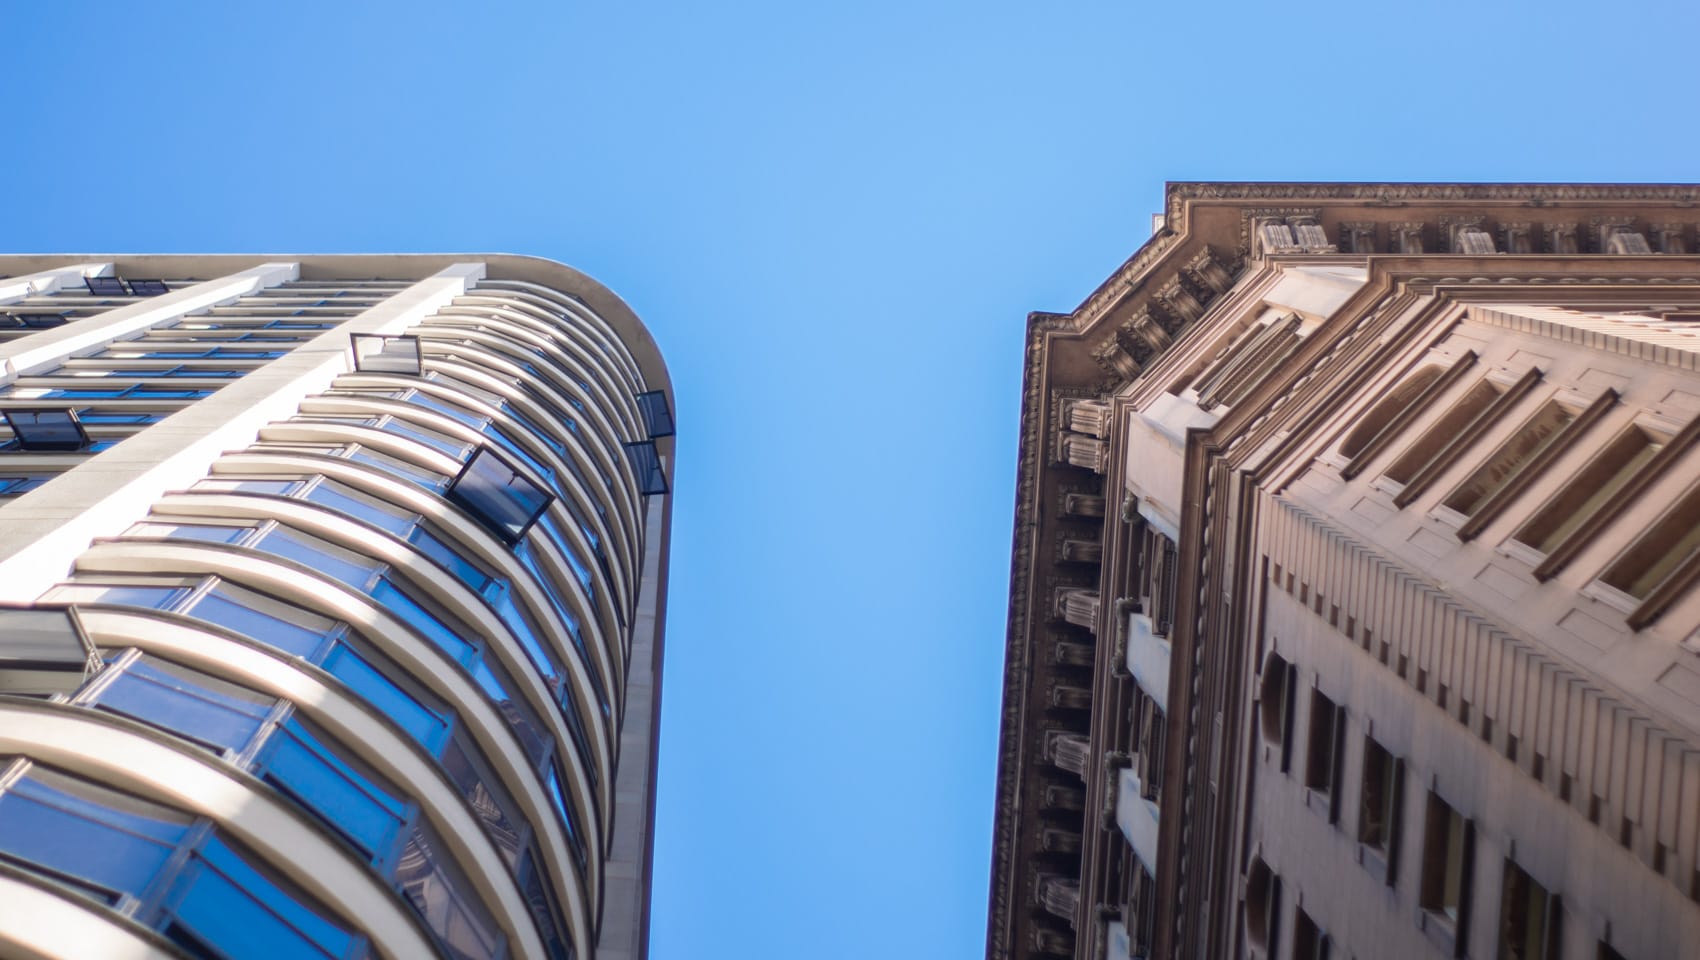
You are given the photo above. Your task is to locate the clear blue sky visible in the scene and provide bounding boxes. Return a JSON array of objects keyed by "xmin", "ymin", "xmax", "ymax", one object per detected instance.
[{"xmin": 7, "ymin": 2, "xmax": 1700, "ymax": 957}]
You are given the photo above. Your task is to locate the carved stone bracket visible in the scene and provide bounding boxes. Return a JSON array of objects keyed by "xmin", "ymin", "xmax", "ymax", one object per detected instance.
[
  {"xmin": 1650, "ymin": 223, "xmax": 1690, "ymax": 254},
  {"xmin": 1501, "ymin": 221, "xmax": 1535, "ymax": 254},
  {"xmin": 1339, "ymin": 221, "xmax": 1378, "ymax": 254},
  {"xmin": 1184, "ymin": 247, "xmax": 1235, "ymax": 294},
  {"xmin": 1545, "ymin": 222, "xmax": 1582, "ymax": 254},
  {"xmin": 1392, "ymin": 221, "xmax": 1426, "ymax": 254}
]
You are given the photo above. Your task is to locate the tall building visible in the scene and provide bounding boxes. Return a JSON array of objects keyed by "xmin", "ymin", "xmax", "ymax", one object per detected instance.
[
  {"xmin": 0, "ymin": 255, "xmax": 672, "ymax": 960},
  {"xmin": 990, "ymin": 184, "xmax": 1700, "ymax": 960}
]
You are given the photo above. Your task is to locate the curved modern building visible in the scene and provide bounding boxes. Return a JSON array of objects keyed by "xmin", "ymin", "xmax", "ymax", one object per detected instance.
[{"xmin": 0, "ymin": 256, "xmax": 672, "ymax": 960}]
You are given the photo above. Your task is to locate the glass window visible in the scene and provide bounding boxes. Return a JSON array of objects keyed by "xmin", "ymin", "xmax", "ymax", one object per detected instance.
[
  {"xmin": 544, "ymin": 762, "xmax": 587, "ymax": 868},
  {"xmin": 0, "ymin": 476, "xmax": 48, "ymax": 495},
  {"xmin": 380, "ymin": 418, "xmax": 467, "ymax": 458},
  {"xmin": 394, "ymin": 822, "xmax": 504, "ymax": 960},
  {"xmin": 127, "ymin": 522, "xmax": 253, "ymax": 545},
  {"xmin": 1444, "ymin": 400, "xmax": 1576, "ymax": 517},
  {"xmin": 253, "ymin": 527, "xmax": 379, "ymax": 592},
  {"xmin": 256, "ymin": 718, "xmax": 409, "ymax": 864},
  {"xmin": 447, "ymin": 447, "xmax": 552, "ymax": 544},
  {"xmin": 1498, "ymin": 861, "xmax": 1561, "ymax": 960},
  {"xmin": 517, "ymin": 847, "xmax": 574, "ymax": 960},
  {"xmin": 1420, "ymin": 793, "xmax": 1474, "ymax": 934},
  {"xmin": 0, "ymin": 766, "xmax": 192, "ymax": 904},
  {"xmin": 193, "ymin": 479, "xmax": 301, "ymax": 495},
  {"xmin": 320, "ymin": 643, "xmax": 448, "ymax": 755},
  {"xmin": 407, "ymin": 525, "xmax": 496, "ymax": 595},
  {"xmin": 345, "ymin": 446, "xmax": 444, "ymax": 491},
  {"xmin": 370, "ymin": 577, "xmax": 475, "ymax": 664},
  {"xmin": 400, "ymin": 391, "xmax": 488, "ymax": 430},
  {"xmin": 91, "ymin": 656, "xmax": 274, "ymax": 755},
  {"xmin": 165, "ymin": 835, "xmax": 362, "ymax": 960},
  {"xmin": 41, "ymin": 582, "xmax": 187, "ymax": 610},
  {"xmin": 186, "ymin": 585, "xmax": 335, "ymax": 659},
  {"xmin": 301, "ymin": 479, "xmax": 416, "ymax": 537},
  {"xmin": 441, "ymin": 733, "xmax": 524, "ymax": 867}
]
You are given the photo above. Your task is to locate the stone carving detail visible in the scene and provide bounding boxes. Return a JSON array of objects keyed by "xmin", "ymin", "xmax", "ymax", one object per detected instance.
[
  {"xmin": 1288, "ymin": 215, "xmax": 1336, "ymax": 253},
  {"xmin": 1056, "ymin": 433, "xmax": 1108, "ymax": 473},
  {"xmin": 1501, "ymin": 222, "xmax": 1535, "ymax": 254},
  {"xmin": 1450, "ymin": 219, "xmax": 1497, "ymax": 254},
  {"xmin": 1066, "ymin": 398, "xmax": 1111, "ymax": 438},
  {"xmin": 1053, "ymin": 587, "xmax": 1101, "ymax": 630},
  {"xmin": 1605, "ymin": 227, "xmax": 1653, "ymax": 255},
  {"xmin": 1061, "ymin": 492, "xmax": 1106, "ymax": 518},
  {"xmin": 1339, "ymin": 222, "xmax": 1378, "ymax": 254},
  {"xmin": 1392, "ymin": 221, "xmax": 1426, "ymax": 254},
  {"xmin": 1091, "ymin": 337, "xmax": 1141, "ymax": 381},
  {"xmin": 1037, "ymin": 875, "xmax": 1081, "ymax": 923},
  {"xmin": 1156, "ymin": 276, "xmax": 1206, "ymax": 325},
  {"xmin": 1546, "ymin": 223, "xmax": 1582, "ymax": 254},
  {"xmin": 1049, "ymin": 682, "xmax": 1093, "ymax": 711},
  {"xmin": 1052, "ymin": 640, "xmax": 1095, "ymax": 668},
  {"xmin": 1040, "ymin": 827, "xmax": 1082, "ymax": 855},
  {"xmin": 1256, "ymin": 217, "xmax": 1301, "ymax": 257},
  {"xmin": 1042, "ymin": 782, "xmax": 1086, "ymax": 811},
  {"xmin": 1651, "ymin": 223, "xmax": 1689, "ymax": 254},
  {"xmin": 1031, "ymin": 927, "xmax": 1073, "ymax": 956},
  {"xmin": 1044, "ymin": 730, "xmax": 1091, "ymax": 778},
  {"xmin": 1184, "ymin": 247, "xmax": 1235, "ymax": 293},
  {"xmin": 1059, "ymin": 538, "xmax": 1103, "ymax": 564}
]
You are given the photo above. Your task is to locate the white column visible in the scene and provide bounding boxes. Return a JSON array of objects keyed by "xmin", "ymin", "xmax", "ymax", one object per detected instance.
[
  {"xmin": 0, "ymin": 262, "xmax": 113, "ymax": 304},
  {"xmin": 0, "ymin": 263, "xmax": 485, "ymax": 602}
]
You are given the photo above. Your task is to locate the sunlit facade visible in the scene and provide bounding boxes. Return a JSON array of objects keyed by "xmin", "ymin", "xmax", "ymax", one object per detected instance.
[
  {"xmin": 0, "ymin": 256, "xmax": 672, "ymax": 960},
  {"xmin": 991, "ymin": 184, "xmax": 1700, "ymax": 960}
]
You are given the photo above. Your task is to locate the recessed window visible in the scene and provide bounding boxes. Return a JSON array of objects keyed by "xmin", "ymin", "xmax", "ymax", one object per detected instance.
[
  {"xmin": 1292, "ymin": 907, "xmax": 1330, "ymax": 960},
  {"xmin": 1517, "ymin": 424, "xmax": 1665, "ymax": 554},
  {"xmin": 1259, "ymin": 654, "xmax": 1298, "ymax": 773},
  {"xmin": 1420, "ymin": 793, "xmax": 1475, "ymax": 950},
  {"xmin": 320, "ymin": 642, "xmax": 450, "ymax": 754},
  {"xmin": 184, "ymin": 582, "xmax": 338, "ymax": 659},
  {"xmin": 1599, "ymin": 480, "xmax": 1700, "ymax": 600},
  {"xmin": 1359, "ymin": 736, "xmax": 1404, "ymax": 881},
  {"xmin": 126, "ymin": 521, "xmax": 253, "ymax": 545},
  {"xmin": 1498, "ymin": 860, "xmax": 1561, "ymax": 960},
  {"xmin": 396, "ymin": 822, "xmax": 506, "ymax": 959},
  {"xmin": 1305, "ymin": 690, "xmax": 1347, "ymax": 822},
  {"xmin": 349, "ymin": 334, "xmax": 422, "ymax": 375},
  {"xmin": 301, "ymin": 477, "xmax": 417, "ymax": 537},
  {"xmin": 1341, "ymin": 365, "xmax": 1444, "ymax": 461},
  {"xmin": 1386, "ymin": 379, "xmax": 1505, "ymax": 485},
  {"xmin": 1443, "ymin": 400, "xmax": 1576, "ymax": 516},
  {"xmin": 1244, "ymin": 858, "xmax": 1281, "ymax": 953}
]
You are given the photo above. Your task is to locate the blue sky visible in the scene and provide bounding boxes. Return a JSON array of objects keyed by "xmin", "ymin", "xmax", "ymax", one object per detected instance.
[{"xmin": 7, "ymin": 2, "xmax": 1700, "ymax": 957}]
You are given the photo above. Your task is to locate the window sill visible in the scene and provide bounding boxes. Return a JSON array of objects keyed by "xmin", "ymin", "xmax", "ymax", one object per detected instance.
[
  {"xmin": 1356, "ymin": 843, "xmax": 1389, "ymax": 884},
  {"xmin": 1417, "ymin": 908, "xmax": 1459, "ymax": 956},
  {"xmin": 1580, "ymin": 580, "xmax": 1638, "ymax": 617}
]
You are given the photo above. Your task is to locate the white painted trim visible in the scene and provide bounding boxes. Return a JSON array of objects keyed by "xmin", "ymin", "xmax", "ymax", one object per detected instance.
[
  {"xmin": 0, "ymin": 262, "xmax": 299, "ymax": 381},
  {"xmin": 0, "ymin": 264, "xmax": 482, "ymax": 603},
  {"xmin": 0, "ymin": 870, "xmax": 179, "ymax": 960},
  {"xmin": 0, "ymin": 262, "xmax": 114, "ymax": 305}
]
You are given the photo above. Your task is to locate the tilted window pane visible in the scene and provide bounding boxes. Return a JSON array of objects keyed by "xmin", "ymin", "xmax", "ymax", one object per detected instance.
[
  {"xmin": 369, "ymin": 578, "xmax": 475, "ymax": 663},
  {"xmin": 441, "ymin": 733, "xmax": 524, "ymax": 867},
  {"xmin": 42, "ymin": 583, "xmax": 186, "ymax": 610},
  {"xmin": 406, "ymin": 525, "xmax": 495, "ymax": 596},
  {"xmin": 518, "ymin": 847, "xmax": 575, "ymax": 960},
  {"xmin": 258, "ymin": 719, "xmax": 408, "ymax": 863},
  {"xmin": 128, "ymin": 522, "xmax": 253, "ymax": 545},
  {"xmin": 302, "ymin": 480, "xmax": 416, "ymax": 537},
  {"xmin": 94, "ymin": 657, "xmax": 273, "ymax": 754},
  {"xmin": 167, "ymin": 836, "xmax": 360, "ymax": 960}
]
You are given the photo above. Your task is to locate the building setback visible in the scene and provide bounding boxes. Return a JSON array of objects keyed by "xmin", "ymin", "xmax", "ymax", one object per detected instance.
[
  {"xmin": 0, "ymin": 255, "xmax": 672, "ymax": 960},
  {"xmin": 990, "ymin": 184, "xmax": 1700, "ymax": 960}
]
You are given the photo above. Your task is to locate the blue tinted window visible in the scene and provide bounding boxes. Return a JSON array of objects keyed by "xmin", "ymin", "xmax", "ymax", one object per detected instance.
[
  {"xmin": 134, "ymin": 523, "xmax": 251, "ymax": 545},
  {"xmin": 253, "ymin": 528, "xmax": 378, "ymax": 591},
  {"xmin": 407, "ymin": 526, "xmax": 495, "ymax": 595},
  {"xmin": 401, "ymin": 392, "xmax": 487, "ymax": 429},
  {"xmin": 94, "ymin": 658, "xmax": 272, "ymax": 754},
  {"xmin": 518, "ymin": 848, "xmax": 575, "ymax": 960},
  {"xmin": 302, "ymin": 481, "xmax": 414, "ymax": 537},
  {"xmin": 380, "ymin": 419, "xmax": 465, "ymax": 458},
  {"xmin": 0, "ymin": 769, "xmax": 190, "ymax": 902},
  {"xmin": 370, "ymin": 578, "xmax": 473, "ymax": 663},
  {"xmin": 258, "ymin": 719, "xmax": 408, "ymax": 863},
  {"xmin": 321, "ymin": 644, "xmax": 447, "ymax": 754},
  {"xmin": 534, "ymin": 513, "xmax": 595, "ymax": 596},
  {"xmin": 441, "ymin": 734, "xmax": 524, "ymax": 867},
  {"xmin": 188, "ymin": 590, "xmax": 329, "ymax": 659},
  {"xmin": 544, "ymin": 763, "xmax": 587, "ymax": 868},
  {"xmin": 51, "ymin": 584, "xmax": 185, "ymax": 610},
  {"xmin": 167, "ymin": 836, "xmax": 360, "ymax": 960}
]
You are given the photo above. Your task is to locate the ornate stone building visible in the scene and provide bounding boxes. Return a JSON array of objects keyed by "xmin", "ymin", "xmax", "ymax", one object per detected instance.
[
  {"xmin": 990, "ymin": 184, "xmax": 1700, "ymax": 960},
  {"xmin": 0, "ymin": 255, "xmax": 671, "ymax": 960}
]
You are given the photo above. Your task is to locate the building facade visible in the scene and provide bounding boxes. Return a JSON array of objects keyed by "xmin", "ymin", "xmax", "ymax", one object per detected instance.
[
  {"xmin": 0, "ymin": 255, "xmax": 672, "ymax": 960},
  {"xmin": 990, "ymin": 184, "xmax": 1700, "ymax": 960}
]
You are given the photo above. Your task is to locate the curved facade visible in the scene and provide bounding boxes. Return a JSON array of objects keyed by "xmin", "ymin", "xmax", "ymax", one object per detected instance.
[{"xmin": 0, "ymin": 256, "xmax": 672, "ymax": 960}]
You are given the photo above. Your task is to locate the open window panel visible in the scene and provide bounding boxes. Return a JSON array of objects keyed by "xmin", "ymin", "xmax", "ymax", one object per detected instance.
[
  {"xmin": 83, "ymin": 276, "xmax": 130, "ymax": 296},
  {"xmin": 636, "ymin": 389, "xmax": 675, "ymax": 438},
  {"xmin": 2, "ymin": 409, "xmax": 90, "ymax": 451},
  {"xmin": 349, "ymin": 334, "xmax": 423, "ymax": 376},
  {"xmin": 623, "ymin": 439, "xmax": 669, "ymax": 495},
  {"xmin": 125, "ymin": 279, "xmax": 169, "ymax": 297},
  {"xmin": 0, "ymin": 605, "xmax": 100, "ymax": 696},
  {"xmin": 446, "ymin": 445, "xmax": 553, "ymax": 545}
]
